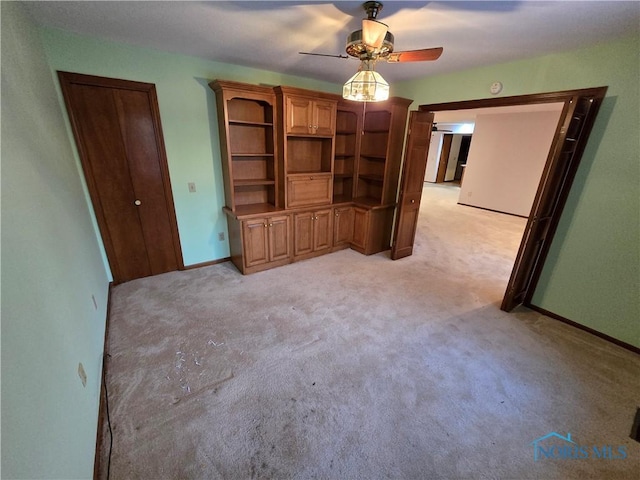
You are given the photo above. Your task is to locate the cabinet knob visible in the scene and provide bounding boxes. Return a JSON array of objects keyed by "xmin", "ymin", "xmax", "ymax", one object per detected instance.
[
  {"xmin": 269, "ymin": 223, "xmax": 273, "ymax": 227},
  {"xmin": 308, "ymin": 125, "xmax": 312, "ymax": 129},
  {"xmin": 134, "ymin": 199, "xmax": 142, "ymax": 206},
  {"xmin": 313, "ymin": 125, "xmax": 318, "ymax": 129},
  {"xmin": 264, "ymin": 223, "xmax": 268, "ymax": 228},
  {"xmin": 335, "ymin": 213, "xmax": 339, "ymax": 217},
  {"xmin": 410, "ymin": 199, "xmax": 415, "ymax": 204},
  {"xmin": 310, "ymin": 176, "xmax": 313, "ymax": 180}
]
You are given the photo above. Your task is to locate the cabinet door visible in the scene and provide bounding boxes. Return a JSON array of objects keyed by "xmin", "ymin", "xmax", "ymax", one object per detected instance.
[
  {"xmin": 313, "ymin": 100, "xmax": 336, "ymax": 136},
  {"xmin": 287, "ymin": 174, "xmax": 332, "ymax": 208},
  {"xmin": 268, "ymin": 215, "xmax": 291, "ymax": 262},
  {"xmin": 352, "ymin": 208, "xmax": 369, "ymax": 250},
  {"xmin": 313, "ymin": 209, "xmax": 333, "ymax": 252},
  {"xmin": 243, "ymin": 218, "xmax": 269, "ymax": 267},
  {"xmin": 293, "ymin": 212, "xmax": 314, "ymax": 257},
  {"xmin": 286, "ymin": 96, "xmax": 312, "ymax": 135},
  {"xmin": 333, "ymin": 207, "xmax": 354, "ymax": 246}
]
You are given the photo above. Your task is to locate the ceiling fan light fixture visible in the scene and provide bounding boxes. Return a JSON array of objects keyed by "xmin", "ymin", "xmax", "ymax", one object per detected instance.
[
  {"xmin": 342, "ymin": 61, "xmax": 389, "ymax": 102},
  {"xmin": 362, "ymin": 19, "xmax": 388, "ymax": 49}
]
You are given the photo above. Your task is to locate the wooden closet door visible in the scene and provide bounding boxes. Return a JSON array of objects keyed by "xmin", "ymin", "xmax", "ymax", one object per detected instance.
[
  {"xmin": 59, "ymin": 72, "xmax": 182, "ymax": 283},
  {"xmin": 391, "ymin": 111, "xmax": 434, "ymax": 260}
]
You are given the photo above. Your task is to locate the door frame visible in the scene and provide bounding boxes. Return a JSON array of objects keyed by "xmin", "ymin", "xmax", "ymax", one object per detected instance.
[
  {"xmin": 58, "ymin": 72, "xmax": 184, "ymax": 281},
  {"xmin": 435, "ymin": 133, "xmax": 453, "ymax": 183},
  {"xmin": 418, "ymin": 86, "xmax": 608, "ymax": 311}
]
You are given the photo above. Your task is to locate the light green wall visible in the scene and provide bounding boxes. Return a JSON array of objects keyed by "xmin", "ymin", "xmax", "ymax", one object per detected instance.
[
  {"xmin": 39, "ymin": 27, "xmax": 342, "ymax": 272},
  {"xmin": 396, "ymin": 34, "xmax": 640, "ymax": 348},
  {"xmin": 1, "ymin": 3, "xmax": 110, "ymax": 479}
]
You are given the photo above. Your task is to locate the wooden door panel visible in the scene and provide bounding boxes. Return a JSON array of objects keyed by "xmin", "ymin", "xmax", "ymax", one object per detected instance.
[
  {"xmin": 286, "ymin": 96, "xmax": 312, "ymax": 134},
  {"xmin": 314, "ymin": 100, "xmax": 336, "ymax": 136},
  {"xmin": 391, "ymin": 111, "xmax": 434, "ymax": 260},
  {"xmin": 313, "ymin": 209, "xmax": 333, "ymax": 252},
  {"xmin": 394, "ymin": 193, "xmax": 421, "ymax": 256},
  {"xmin": 243, "ymin": 219, "xmax": 269, "ymax": 267},
  {"xmin": 352, "ymin": 208, "xmax": 369, "ymax": 250},
  {"xmin": 269, "ymin": 215, "xmax": 291, "ymax": 262},
  {"xmin": 114, "ymin": 89, "xmax": 178, "ymax": 274},
  {"xmin": 334, "ymin": 207, "xmax": 354, "ymax": 246},
  {"xmin": 287, "ymin": 174, "xmax": 332, "ymax": 208},
  {"xmin": 69, "ymin": 84, "xmax": 150, "ymax": 281},
  {"xmin": 59, "ymin": 72, "xmax": 183, "ymax": 283},
  {"xmin": 294, "ymin": 212, "xmax": 314, "ymax": 257}
]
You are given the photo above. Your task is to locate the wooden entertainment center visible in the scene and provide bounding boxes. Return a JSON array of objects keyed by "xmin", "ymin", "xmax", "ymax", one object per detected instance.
[{"xmin": 210, "ymin": 80, "xmax": 412, "ymax": 274}]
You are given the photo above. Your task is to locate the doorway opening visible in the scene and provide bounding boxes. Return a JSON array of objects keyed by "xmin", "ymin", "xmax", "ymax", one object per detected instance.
[{"xmin": 418, "ymin": 86, "xmax": 608, "ymax": 311}]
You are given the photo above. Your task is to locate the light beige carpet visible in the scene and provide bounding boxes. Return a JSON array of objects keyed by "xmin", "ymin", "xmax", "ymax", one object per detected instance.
[{"xmin": 101, "ymin": 183, "xmax": 640, "ymax": 479}]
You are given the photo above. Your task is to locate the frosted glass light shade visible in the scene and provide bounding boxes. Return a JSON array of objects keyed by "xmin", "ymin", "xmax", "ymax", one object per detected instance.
[{"xmin": 343, "ymin": 69, "xmax": 389, "ymax": 102}]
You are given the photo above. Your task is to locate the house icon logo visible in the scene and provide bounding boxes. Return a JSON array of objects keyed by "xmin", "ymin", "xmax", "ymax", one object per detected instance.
[
  {"xmin": 530, "ymin": 431, "xmax": 628, "ymax": 461},
  {"xmin": 530, "ymin": 432, "xmax": 576, "ymax": 461}
]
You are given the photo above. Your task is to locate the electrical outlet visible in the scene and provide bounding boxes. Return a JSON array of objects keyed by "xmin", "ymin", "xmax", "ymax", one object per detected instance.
[
  {"xmin": 78, "ymin": 362, "xmax": 87, "ymax": 387},
  {"xmin": 188, "ymin": 182, "xmax": 196, "ymax": 193},
  {"xmin": 218, "ymin": 232, "xmax": 225, "ymax": 241}
]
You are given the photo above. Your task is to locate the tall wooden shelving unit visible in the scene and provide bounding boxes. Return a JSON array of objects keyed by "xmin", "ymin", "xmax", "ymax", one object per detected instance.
[
  {"xmin": 334, "ymin": 100, "xmax": 362, "ymax": 204},
  {"xmin": 211, "ymin": 79, "xmax": 411, "ymax": 274},
  {"xmin": 352, "ymin": 98, "xmax": 413, "ymax": 255},
  {"xmin": 211, "ymin": 80, "xmax": 282, "ymax": 215}
]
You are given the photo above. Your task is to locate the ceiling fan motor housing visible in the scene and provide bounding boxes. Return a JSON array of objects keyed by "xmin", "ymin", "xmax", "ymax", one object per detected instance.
[{"xmin": 346, "ymin": 29, "xmax": 394, "ymax": 59}]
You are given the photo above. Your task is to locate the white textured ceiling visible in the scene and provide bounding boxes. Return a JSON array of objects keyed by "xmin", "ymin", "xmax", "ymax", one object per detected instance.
[{"xmin": 24, "ymin": 1, "xmax": 640, "ymax": 85}]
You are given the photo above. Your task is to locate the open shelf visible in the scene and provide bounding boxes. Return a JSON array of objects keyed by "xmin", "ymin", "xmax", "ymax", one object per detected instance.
[
  {"xmin": 286, "ymin": 136, "xmax": 333, "ymax": 174},
  {"xmin": 336, "ymin": 109, "xmax": 358, "ymax": 133},
  {"xmin": 363, "ymin": 110, "xmax": 391, "ymax": 132},
  {"xmin": 234, "ymin": 179, "xmax": 276, "ymax": 187},
  {"xmin": 234, "ymin": 203, "xmax": 281, "ymax": 216},
  {"xmin": 227, "ymin": 97, "xmax": 274, "ymax": 124},
  {"xmin": 231, "ymin": 153, "xmax": 274, "ymax": 158},
  {"xmin": 356, "ymin": 178, "xmax": 383, "ymax": 203},
  {"xmin": 358, "ymin": 174, "xmax": 384, "ymax": 183},
  {"xmin": 353, "ymin": 196, "xmax": 384, "ymax": 208},
  {"xmin": 333, "ymin": 175, "xmax": 354, "ymax": 203},
  {"xmin": 230, "ymin": 124, "xmax": 274, "ymax": 155},
  {"xmin": 229, "ymin": 119, "xmax": 273, "ymax": 127},
  {"xmin": 234, "ymin": 182, "xmax": 276, "ymax": 208},
  {"xmin": 332, "ymin": 194, "xmax": 353, "ymax": 205}
]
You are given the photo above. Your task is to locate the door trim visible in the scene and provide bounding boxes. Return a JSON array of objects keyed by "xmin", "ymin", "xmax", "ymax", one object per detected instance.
[
  {"xmin": 435, "ymin": 134, "xmax": 452, "ymax": 183},
  {"xmin": 58, "ymin": 72, "xmax": 184, "ymax": 281},
  {"xmin": 419, "ymin": 86, "xmax": 608, "ymax": 311}
]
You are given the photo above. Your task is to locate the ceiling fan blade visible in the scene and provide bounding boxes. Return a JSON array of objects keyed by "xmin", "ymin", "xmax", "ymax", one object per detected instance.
[
  {"xmin": 362, "ymin": 19, "xmax": 388, "ymax": 49},
  {"xmin": 299, "ymin": 52, "xmax": 349, "ymax": 59},
  {"xmin": 386, "ymin": 47, "xmax": 443, "ymax": 63}
]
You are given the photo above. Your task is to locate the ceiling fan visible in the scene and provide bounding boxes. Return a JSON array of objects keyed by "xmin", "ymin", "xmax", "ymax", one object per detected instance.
[
  {"xmin": 300, "ymin": 1, "xmax": 443, "ymax": 64},
  {"xmin": 432, "ymin": 123, "xmax": 453, "ymax": 132}
]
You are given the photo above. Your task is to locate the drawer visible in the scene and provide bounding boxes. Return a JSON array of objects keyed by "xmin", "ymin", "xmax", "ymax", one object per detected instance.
[{"xmin": 287, "ymin": 174, "xmax": 332, "ymax": 208}]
